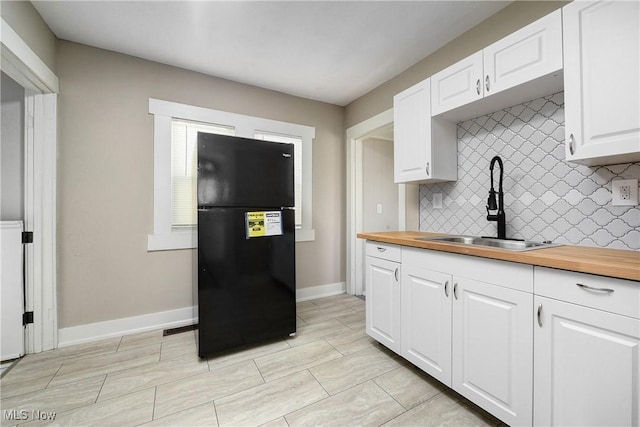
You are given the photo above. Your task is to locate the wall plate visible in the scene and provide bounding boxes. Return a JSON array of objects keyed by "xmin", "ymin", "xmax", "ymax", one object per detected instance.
[{"xmin": 611, "ymin": 178, "xmax": 638, "ymax": 206}]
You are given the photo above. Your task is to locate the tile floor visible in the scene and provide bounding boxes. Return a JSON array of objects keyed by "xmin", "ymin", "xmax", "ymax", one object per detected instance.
[{"xmin": 0, "ymin": 294, "xmax": 503, "ymax": 426}]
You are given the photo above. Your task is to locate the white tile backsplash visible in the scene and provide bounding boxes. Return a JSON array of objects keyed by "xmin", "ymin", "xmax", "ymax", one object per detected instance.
[{"xmin": 419, "ymin": 92, "xmax": 640, "ymax": 250}]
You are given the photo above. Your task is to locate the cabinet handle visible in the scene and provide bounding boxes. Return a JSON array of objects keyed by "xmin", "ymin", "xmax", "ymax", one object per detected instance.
[
  {"xmin": 444, "ymin": 280, "xmax": 449, "ymax": 297},
  {"xmin": 376, "ymin": 247, "xmax": 386, "ymax": 252},
  {"xmin": 537, "ymin": 304, "xmax": 543, "ymax": 327},
  {"xmin": 485, "ymin": 75, "xmax": 490, "ymax": 92},
  {"xmin": 425, "ymin": 163, "xmax": 430, "ymax": 176},
  {"xmin": 476, "ymin": 79, "xmax": 481, "ymax": 95},
  {"xmin": 568, "ymin": 134, "xmax": 575, "ymax": 155},
  {"xmin": 394, "ymin": 268, "xmax": 399, "ymax": 282},
  {"xmin": 453, "ymin": 282, "xmax": 458, "ymax": 300},
  {"xmin": 576, "ymin": 283, "xmax": 614, "ymax": 294}
]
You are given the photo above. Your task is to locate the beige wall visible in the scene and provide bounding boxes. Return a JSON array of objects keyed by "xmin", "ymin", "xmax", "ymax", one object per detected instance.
[
  {"xmin": 345, "ymin": 1, "xmax": 569, "ymax": 128},
  {"xmin": 56, "ymin": 41, "xmax": 344, "ymax": 328},
  {"xmin": 0, "ymin": 0, "xmax": 57, "ymax": 72},
  {"xmin": 362, "ymin": 138, "xmax": 398, "ymax": 232}
]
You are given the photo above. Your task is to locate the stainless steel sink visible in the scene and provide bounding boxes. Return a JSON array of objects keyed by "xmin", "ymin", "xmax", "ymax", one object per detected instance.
[{"xmin": 415, "ymin": 235, "xmax": 562, "ymax": 252}]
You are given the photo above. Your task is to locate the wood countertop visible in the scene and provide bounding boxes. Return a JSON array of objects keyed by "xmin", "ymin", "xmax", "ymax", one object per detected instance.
[{"xmin": 357, "ymin": 231, "xmax": 640, "ymax": 282}]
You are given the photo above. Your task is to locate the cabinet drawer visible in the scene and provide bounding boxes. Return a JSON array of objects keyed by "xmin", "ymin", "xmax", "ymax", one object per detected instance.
[
  {"xmin": 403, "ymin": 247, "xmax": 533, "ymax": 293},
  {"xmin": 366, "ymin": 241, "xmax": 401, "ymax": 262},
  {"xmin": 535, "ymin": 267, "xmax": 640, "ymax": 319}
]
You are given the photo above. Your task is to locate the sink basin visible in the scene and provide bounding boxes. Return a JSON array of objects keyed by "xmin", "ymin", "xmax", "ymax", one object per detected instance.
[{"xmin": 415, "ymin": 235, "xmax": 562, "ymax": 252}]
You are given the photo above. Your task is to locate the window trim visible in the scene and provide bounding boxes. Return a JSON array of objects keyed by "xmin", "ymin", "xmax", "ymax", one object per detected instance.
[{"xmin": 148, "ymin": 98, "xmax": 315, "ymax": 251}]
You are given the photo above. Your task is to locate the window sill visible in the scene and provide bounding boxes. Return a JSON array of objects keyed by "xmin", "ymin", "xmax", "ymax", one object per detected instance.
[
  {"xmin": 148, "ymin": 228, "xmax": 315, "ymax": 251},
  {"xmin": 147, "ymin": 230, "xmax": 197, "ymax": 251},
  {"xmin": 296, "ymin": 228, "xmax": 315, "ymax": 242}
]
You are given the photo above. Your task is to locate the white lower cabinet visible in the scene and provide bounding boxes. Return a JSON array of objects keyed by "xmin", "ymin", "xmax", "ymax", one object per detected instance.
[
  {"xmin": 534, "ymin": 268, "xmax": 640, "ymax": 426},
  {"xmin": 452, "ymin": 277, "xmax": 533, "ymax": 427},
  {"xmin": 365, "ymin": 242, "xmax": 401, "ymax": 354},
  {"xmin": 365, "ymin": 242, "xmax": 639, "ymax": 427},
  {"xmin": 400, "ymin": 248, "xmax": 534, "ymax": 426},
  {"xmin": 401, "ymin": 264, "xmax": 452, "ymax": 386}
]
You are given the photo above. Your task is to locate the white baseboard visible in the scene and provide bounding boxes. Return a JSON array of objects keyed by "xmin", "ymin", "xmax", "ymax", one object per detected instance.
[
  {"xmin": 58, "ymin": 306, "xmax": 198, "ymax": 348},
  {"xmin": 57, "ymin": 282, "xmax": 346, "ymax": 348},
  {"xmin": 296, "ymin": 282, "xmax": 346, "ymax": 302}
]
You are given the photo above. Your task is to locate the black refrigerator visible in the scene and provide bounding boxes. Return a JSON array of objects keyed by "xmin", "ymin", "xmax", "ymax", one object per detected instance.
[{"xmin": 197, "ymin": 133, "xmax": 296, "ymax": 358}]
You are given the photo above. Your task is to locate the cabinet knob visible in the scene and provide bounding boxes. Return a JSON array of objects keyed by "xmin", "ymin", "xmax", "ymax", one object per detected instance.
[
  {"xmin": 453, "ymin": 282, "xmax": 458, "ymax": 300},
  {"xmin": 444, "ymin": 280, "xmax": 449, "ymax": 297},
  {"xmin": 476, "ymin": 79, "xmax": 481, "ymax": 95},
  {"xmin": 537, "ymin": 304, "xmax": 543, "ymax": 327},
  {"xmin": 568, "ymin": 134, "xmax": 575, "ymax": 155},
  {"xmin": 376, "ymin": 247, "xmax": 387, "ymax": 252},
  {"xmin": 394, "ymin": 268, "xmax": 399, "ymax": 282},
  {"xmin": 485, "ymin": 75, "xmax": 490, "ymax": 92},
  {"xmin": 425, "ymin": 163, "xmax": 430, "ymax": 176}
]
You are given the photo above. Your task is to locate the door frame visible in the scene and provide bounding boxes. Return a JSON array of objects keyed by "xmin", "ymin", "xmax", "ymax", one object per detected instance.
[
  {"xmin": 346, "ymin": 109, "xmax": 406, "ymax": 296},
  {"xmin": 2, "ymin": 18, "xmax": 59, "ymax": 353}
]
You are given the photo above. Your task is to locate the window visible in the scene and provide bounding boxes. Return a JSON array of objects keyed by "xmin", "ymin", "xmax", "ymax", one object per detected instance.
[
  {"xmin": 254, "ymin": 132, "xmax": 303, "ymax": 226},
  {"xmin": 170, "ymin": 120, "xmax": 234, "ymax": 228},
  {"xmin": 148, "ymin": 99, "xmax": 315, "ymax": 251}
]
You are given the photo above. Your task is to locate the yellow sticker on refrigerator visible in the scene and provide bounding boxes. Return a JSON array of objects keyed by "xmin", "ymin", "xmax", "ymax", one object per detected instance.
[{"xmin": 246, "ymin": 211, "xmax": 283, "ymax": 238}]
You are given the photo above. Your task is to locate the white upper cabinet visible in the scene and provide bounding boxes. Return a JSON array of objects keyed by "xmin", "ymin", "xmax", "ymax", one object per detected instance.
[
  {"xmin": 431, "ymin": 51, "xmax": 484, "ymax": 116},
  {"xmin": 394, "ymin": 79, "xmax": 431, "ymax": 183},
  {"xmin": 563, "ymin": 1, "xmax": 640, "ymax": 165},
  {"xmin": 393, "ymin": 78, "xmax": 457, "ymax": 184},
  {"xmin": 431, "ymin": 10, "xmax": 563, "ymax": 121},
  {"xmin": 484, "ymin": 9, "xmax": 563, "ymax": 96}
]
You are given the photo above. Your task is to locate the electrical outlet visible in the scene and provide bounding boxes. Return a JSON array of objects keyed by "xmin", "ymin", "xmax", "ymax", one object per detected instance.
[
  {"xmin": 376, "ymin": 203, "xmax": 383, "ymax": 214},
  {"xmin": 620, "ymin": 184, "xmax": 631, "ymax": 200},
  {"xmin": 612, "ymin": 178, "xmax": 638, "ymax": 206}
]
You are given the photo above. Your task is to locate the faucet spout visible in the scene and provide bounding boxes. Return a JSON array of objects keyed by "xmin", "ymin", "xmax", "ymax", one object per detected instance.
[{"xmin": 486, "ymin": 155, "xmax": 506, "ymax": 239}]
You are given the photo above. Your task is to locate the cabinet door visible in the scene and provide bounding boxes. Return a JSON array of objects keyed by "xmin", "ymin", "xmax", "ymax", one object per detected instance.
[
  {"xmin": 452, "ymin": 278, "xmax": 533, "ymax": 427},
  {"xmin": 534, "ymin": 296, "xmax": 640, "ymax": 427},
  {"xmin": 431, "ymin": 51, "xmax": 483, "ymax": 116},
  {"xmin": 365, "ymin": 256, "xmax": 401, "ymax": 353},
  {"xmin": 401, "ymin": 265, "xmax": 452, "ymax": 386},
  {"xmin": 563, "ymin": 1, "xmax": 640, "ymax": 165},
  {"xmin": 393, "ymin": 79, "xmax": 431, "ymax": 183},
  {"xmin": 483, "ymin": 9, "xmax": 562, "ymax": 97}
]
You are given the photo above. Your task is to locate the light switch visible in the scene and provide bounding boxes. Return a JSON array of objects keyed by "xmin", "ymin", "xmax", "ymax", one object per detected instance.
[
  {"xmin": 433, "ymin": 193, "xmax": 443, "ymax": 209},
  {"xmin": 376, "ymin": 203, "xmax": 383, "ymax": 214}
]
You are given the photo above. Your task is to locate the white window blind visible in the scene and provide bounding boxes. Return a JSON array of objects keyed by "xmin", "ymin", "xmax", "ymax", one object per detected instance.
[
  {"xmin": 171, "ymin": 120, "xmax": 234, "ymax": 227},
  {"xmin": 254, "ymin": 132, "xmax": 303, "ymax": 227}
]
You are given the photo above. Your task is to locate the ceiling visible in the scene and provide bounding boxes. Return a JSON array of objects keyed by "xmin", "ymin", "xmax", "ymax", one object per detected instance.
[{"xmin": 32, "ymin": 1, "xmax": 511, "ymax": 106}]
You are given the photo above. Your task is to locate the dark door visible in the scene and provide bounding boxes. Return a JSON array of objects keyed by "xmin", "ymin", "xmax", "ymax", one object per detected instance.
[
  {"xmin": 197, "ymin": 133, "xmax": 294, "ymax": 208},
  {"xmin": 197, "ymin": 207, "xmax": 296, "ymax": 357}
]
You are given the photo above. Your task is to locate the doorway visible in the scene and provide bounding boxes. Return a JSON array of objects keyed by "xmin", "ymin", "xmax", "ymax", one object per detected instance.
[
  {"xmin": 360, "ymin": 129, "xmax": 397, "ymax": 297},
  {"xmin": 1, "ymin": 21, "xmax": 59, "ymax": 354},
  {"xmin": 346, "ymin": 110, "xmax": 419, "ymax": 296},
  {"xmin": 362, "ymin": 131, "xmax": 398, "ymax": 234},
  {"xmin": 1, "ymin": 72, "xmax": 26, "ymax": 361}
]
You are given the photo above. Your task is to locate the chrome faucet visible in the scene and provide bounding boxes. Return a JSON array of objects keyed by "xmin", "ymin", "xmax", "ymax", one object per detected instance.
[{"xmin": 486, "ymin": 155, "xmax": 506, "ymax": 239}]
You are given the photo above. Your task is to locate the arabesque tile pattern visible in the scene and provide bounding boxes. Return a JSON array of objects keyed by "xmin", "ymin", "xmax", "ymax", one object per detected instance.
[
  {"xmin": 419, "ymin": 92, "xmax": 640, "ymax": 250},
  {"xmin": 0, "ymin": 295, "xmax": 504, "ymax": 427}
]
